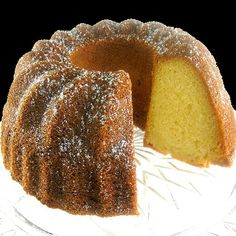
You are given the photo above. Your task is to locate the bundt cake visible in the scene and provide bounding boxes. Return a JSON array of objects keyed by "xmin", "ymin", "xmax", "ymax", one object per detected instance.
[{"xmin": 1, "ymin": 19, "xmax": 236, "ymax": 216}]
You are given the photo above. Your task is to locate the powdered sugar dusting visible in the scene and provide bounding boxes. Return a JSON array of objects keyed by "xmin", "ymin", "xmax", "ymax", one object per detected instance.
[
  {"xmin": 59, "ymin": 135, "xmax": 82, "ymax": 153},
  {"xmin": 111, "ymin": 139, "xmax": 129, "ymax": 159}
]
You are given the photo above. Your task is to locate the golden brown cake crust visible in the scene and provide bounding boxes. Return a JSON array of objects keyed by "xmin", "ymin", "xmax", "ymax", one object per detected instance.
[{"xmin": 1, "ymin": 19, "xmax": 236, "ymax": 216}]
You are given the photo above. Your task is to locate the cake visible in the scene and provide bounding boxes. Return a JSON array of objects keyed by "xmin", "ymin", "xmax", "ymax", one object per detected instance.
[{"xmin": 1, "ymin": 19, "xmax": 236, "ymax": 216}]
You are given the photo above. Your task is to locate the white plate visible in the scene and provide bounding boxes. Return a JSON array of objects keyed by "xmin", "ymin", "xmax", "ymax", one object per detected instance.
[{"xmin": 0, "ymin": 120, "xmax": 236, "ymax": 236}]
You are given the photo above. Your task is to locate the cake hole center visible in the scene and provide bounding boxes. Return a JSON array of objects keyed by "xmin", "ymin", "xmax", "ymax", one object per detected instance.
[{"xmin": 70, "ymin": 39, "xmax": 155, "ymax": 129}]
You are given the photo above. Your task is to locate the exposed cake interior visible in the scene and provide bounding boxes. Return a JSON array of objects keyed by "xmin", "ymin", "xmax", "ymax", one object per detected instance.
[
  {"xmin": 145, "ymin": 58, "xmax": 222, "ymax": 167},
  {"xmin": 71, "ymin": 40, "xmax": 223, "ymax": 167}
]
